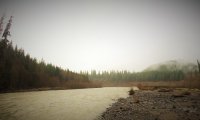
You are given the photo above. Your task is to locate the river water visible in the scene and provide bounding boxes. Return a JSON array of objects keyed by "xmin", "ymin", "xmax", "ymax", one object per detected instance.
[{"xmin": 0, "ymin": 87, "xmax": 138, "ymax": 120}]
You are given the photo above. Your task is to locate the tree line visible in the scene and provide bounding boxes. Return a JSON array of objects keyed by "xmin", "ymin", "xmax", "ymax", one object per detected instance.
[
  {"xmin": 87, "ymin": 70, "xmax": 185, "ymax": 81},
  {"xmin": 0, "ymin": 39, "xmax": 91, "ymax": 91},
  {"xmin": 87, "ymin": 62, "xmax": 200, "ymax": 81}
]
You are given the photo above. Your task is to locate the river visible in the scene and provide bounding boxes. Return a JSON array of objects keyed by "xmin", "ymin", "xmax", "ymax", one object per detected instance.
[{"xmin": 0, "ymin": 87, "xmax": 138, "ymax": 120}]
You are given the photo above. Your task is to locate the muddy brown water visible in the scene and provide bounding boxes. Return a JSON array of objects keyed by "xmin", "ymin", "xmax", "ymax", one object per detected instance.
[{"xmin": 0, "ymin": 87, "xmax": 138, "ymax": 120}]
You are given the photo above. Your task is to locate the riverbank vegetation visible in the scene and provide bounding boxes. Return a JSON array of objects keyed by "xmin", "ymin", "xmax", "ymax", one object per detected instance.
[{"xmin": 0, "ymin": 39, "xmax": 101, "ymax": 92}]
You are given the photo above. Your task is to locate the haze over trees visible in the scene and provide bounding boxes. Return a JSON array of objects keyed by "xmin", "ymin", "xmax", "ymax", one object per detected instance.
[
  {"xmin": 88, "ymin": 61, "xmax": 199, "ymax": 81},
  {"xmin": 0, "ymin": 15, "xmax": 96, "ymax": 92},
  {"xmin": 0, "ymin": 39, "xmax": 93, "ymax": 91},
  {"xmin": 0, "ymin": 12, "xmax": 199, "ymax": 92},
  {"xmin": 1, "ymin": 36, "xmax": 198, "ymax": 92}
]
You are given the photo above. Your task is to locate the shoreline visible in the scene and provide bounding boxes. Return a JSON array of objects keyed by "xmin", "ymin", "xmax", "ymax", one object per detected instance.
[
  {"xmin": 0, "ymin": 86, "xmax": 102, "ymax": 94},
  {"xmin": 0, "ymin": 87, "xmax": 68, "ymax": 94},
  {"xmin": 98, "ymin": 88, "xmax": 200, "ymax": 120}
]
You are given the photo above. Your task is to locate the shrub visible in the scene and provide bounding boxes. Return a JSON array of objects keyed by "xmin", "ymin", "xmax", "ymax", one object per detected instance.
[{"xmin": 129, "ymin": 88, "xmax": 135, "ymax": 95}]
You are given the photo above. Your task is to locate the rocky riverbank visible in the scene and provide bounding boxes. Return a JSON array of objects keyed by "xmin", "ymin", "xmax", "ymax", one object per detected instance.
[{"xmin": 98, "ymin": 88, "xmax": 200, "ymax": 120}]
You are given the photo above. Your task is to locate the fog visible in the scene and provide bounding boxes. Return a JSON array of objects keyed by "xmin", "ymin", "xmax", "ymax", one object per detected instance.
[{"xmin": 0, "ymin": 0, "xmax": 200, "ymax": 71}]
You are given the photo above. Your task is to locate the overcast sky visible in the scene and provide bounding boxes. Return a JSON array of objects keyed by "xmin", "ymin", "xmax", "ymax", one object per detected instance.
[{"xmin": 0, "ymin": 0, "xmax": 200, "ymax": 72}]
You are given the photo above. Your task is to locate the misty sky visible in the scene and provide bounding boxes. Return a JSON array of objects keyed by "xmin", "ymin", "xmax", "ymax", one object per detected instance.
[{"xmin": 0, "ymin": 0, "xmax": 200, "ymax": 72}]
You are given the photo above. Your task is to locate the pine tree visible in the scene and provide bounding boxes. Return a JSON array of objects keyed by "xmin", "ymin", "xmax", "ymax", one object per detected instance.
[
  {"xmin": 0, "ymin": 14, "xmax": 5, "ymax": 36},
  {"xmin": 2, "ymin": 16, "xmax": 13, "ymax": 40},
  {"xmin": 197, "ymin": 60, "xmax": 200, "ymax": 73}
]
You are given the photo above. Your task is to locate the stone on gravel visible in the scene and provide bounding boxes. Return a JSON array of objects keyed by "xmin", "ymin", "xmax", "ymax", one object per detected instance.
[{"xmin": 158, "ymin": 88, "xmax": 173, "ymax": 92}]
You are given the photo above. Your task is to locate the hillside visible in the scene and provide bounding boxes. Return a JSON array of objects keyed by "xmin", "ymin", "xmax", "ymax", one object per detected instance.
[
  {"xmin": 0, "ymin": 39, "xmax": 99, "ymax": 92},
  {"xmin": 144, "ymin": 60, "xmax": 198, "ymax": 73}
]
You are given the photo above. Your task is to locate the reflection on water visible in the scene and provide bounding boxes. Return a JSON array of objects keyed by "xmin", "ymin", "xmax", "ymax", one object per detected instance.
[{"xmin": 0, "ymin": 87, "xmax": 138, "ymax": 120}]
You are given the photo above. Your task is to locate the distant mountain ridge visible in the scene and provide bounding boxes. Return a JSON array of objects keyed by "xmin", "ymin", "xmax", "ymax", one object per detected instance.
[{"xmin": 144, "ymin": 60, "xmax": 198, "ymax": 73}]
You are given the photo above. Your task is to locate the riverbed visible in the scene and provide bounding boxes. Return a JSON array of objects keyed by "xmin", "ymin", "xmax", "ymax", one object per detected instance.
[
  {"xmin": 0, "ymin": 87, "xmax": 137, "ymax": 120},
  {"xmin": 99, "ymin": 89, "xmax": 200, "ymax": 120}
]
